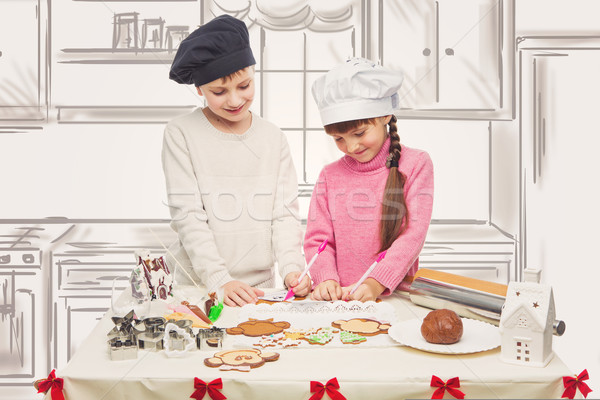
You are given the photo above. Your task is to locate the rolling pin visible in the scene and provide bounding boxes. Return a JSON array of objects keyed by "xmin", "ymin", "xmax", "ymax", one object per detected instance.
[{"xmin": 405, "ymin": 269, "xmax": 566, "ymax": 336}]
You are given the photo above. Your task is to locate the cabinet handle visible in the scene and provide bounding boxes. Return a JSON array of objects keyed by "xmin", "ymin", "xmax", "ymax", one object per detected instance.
[
  {"xmin": 445, "ymin": 48, "xmax": 454, "ymax": 56},
  {"xmin": 0, "ymin": 51, "xmax": 3, "ymax": 58},
  {"xmin": 538, "ymin": 92, "xmax": 545, "ymax": 180},
  {"xmin": 423, "ymin": 48, "xmax": 431, "ymax": 56}
]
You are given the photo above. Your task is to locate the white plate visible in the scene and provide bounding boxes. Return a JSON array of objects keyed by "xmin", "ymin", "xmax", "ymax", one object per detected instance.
[{"xmin": 388, "ymin": 318, "xmax": 500, "ymax": 354}]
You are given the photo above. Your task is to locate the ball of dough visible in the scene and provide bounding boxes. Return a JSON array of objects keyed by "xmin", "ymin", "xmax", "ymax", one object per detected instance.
[{"xmin": 420, "ymin": 309, "xmax": 463, "ymax": 344}]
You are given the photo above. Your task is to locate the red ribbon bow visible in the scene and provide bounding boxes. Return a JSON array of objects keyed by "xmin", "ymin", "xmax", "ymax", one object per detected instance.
[
  {"xmin": 37, "ymin": 370, "xmax": 65, "ymax": 400},
  {"xmin": 310, "ymin": 377, "xmax": 347, "ymax": 400},
  {"xmin": 191, "ymin": 378, "xmax": 227, "ymax": 400},
  {"xmin": 430, "ymin": 375, "xmax": 465, "ymax": 399},
  {"xmin": 562, "ymin": 369, "xmax": 593, "ymax": 399}
]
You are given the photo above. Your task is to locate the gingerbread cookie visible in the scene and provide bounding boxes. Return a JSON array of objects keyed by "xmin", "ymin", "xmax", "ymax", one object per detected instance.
[
  {"xmin": 226, "ymin": 318, "xmax": 291, "ymax": 337},
  {"xmin": 255, "ymin": 295, "xmax": 307, "ymax": 305},
  {"xmin": 331, "ymin": 319, "xmax": 390, "ymax": 336},
  {"xmin": 283, "ymin": 328, "xmax": 311, "ymax": 341},
  {"xmin": 255, "ymin": 299, "xmax": 278, "ymax": 305},
  {"xmin": 339, "ymin": 331, "xmax": 367, "ymax": 344},
  {"xmin": 303, "ymin": 327, "xmax": 335, "ymax": 345},
  {"xmin": 205, "ymin": 349, "xmax": 280, "ymax": 372},
  {"xmin": 163, "ymin": 311, "xmax": 211, "ymax": 329},
  {"xmin": 253, "ymin": 333, "xmax": 302, "ymax": 348}
]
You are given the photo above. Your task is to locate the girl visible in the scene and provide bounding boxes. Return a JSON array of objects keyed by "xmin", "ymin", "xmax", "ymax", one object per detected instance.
[{"xmin": 304, "ymin": 58, "xmax": 434, "ymax": 302}]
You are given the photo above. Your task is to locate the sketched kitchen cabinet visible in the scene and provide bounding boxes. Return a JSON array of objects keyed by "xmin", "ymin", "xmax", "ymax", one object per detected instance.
[
  {"xmin": 51, "ymin": 249, "xmax": 133, "ymax": 369},
  {"xmin": 518, "ymin": 38, "xmax": 600, "ymax": 289},
  {"xmin": 379, "ymin": 0, "xmax": 514, "ymax": 120},
  {"xmin": 420, "ymin": 224, "xmax": 516, "ymax": 285},
  {"xmin": 0, "ymin": 0, "xmax": 47, "ymax": 121},
  {"xmin": 50, "ymin": 223, "xmax": 175, "ymax": 369},
  {"xmin": 51, "ymin": 0, "xmax": 202, "ymax": 123}
]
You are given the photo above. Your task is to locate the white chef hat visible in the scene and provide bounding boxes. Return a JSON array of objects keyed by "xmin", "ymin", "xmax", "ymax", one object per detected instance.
[{"xmin": 311, "ymin": 57, "xmax": 403, "ymax": 126}]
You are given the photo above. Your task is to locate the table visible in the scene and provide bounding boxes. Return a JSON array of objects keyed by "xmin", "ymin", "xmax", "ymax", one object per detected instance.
[{"xmin": 48, "ymin": 290, "xmax": 574, "ymax": 400}]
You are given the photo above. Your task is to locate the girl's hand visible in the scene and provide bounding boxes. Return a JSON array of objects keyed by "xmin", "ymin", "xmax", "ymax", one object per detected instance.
[
  {"xmin": 284, "ymin": 271, "xmax": 311, "ymax": 297},
  {"xmin": 311, "ymin": 280, "xmax": 343, "ymax": 301},
  {"xmin": 342, "ymin": 278, "xmax": 385, "ymax": 302},
  {"xmin": 222, "ymin": 280, "xmax": 264, "ymax": 307}
]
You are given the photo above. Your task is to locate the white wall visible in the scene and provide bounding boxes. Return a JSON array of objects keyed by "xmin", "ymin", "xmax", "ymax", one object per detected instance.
[
  {"xmin": 0, "ymin": 119, "xmax": 491, "ymax": 221},
  {"xmin": 0, "ymin": 123, "xmax": 170, "ymax": 219}
]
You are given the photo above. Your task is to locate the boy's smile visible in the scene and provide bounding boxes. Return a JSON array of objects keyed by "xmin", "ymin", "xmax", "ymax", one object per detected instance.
[
  {"xmin": 197, "ymin": 67, "xmax": 255, "ymax": 133},
  {"xmin": 225, "ymin": 104, "xmax": 245, "ymax": 115}
]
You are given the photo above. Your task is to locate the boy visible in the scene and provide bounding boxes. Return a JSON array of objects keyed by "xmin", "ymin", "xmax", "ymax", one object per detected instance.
[{"xmin": 163, "ymin": 15, "xmax": 309, "ymax": 306}]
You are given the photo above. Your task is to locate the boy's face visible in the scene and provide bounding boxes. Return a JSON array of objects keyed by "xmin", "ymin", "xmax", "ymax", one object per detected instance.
[
  {"xmin": 328, "ymin": 116, "xmax": 392, "ymax": 163},
  {"xmin": 197, "ymin": 68, "xmax": 255, "ymax": 126}
]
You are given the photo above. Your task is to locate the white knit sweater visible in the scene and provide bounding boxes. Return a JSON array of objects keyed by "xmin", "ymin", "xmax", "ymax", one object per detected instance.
[{"xmin": 162, "ymin": 108, "xmax": 304, "ymax": 290}]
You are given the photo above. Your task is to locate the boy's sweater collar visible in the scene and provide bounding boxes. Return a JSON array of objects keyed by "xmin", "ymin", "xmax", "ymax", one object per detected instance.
[
  {"xmin": 342, "ymin": 136, "xmax": 391, "ymax": 173},
  {"xmin": 198, "ymin": 107, "xmax": 257, "ymax": 140}
]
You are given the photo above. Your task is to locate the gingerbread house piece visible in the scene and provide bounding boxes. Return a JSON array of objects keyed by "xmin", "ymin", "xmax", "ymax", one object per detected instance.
[
  {"xmin": 499, "ymin": 281, "xmax": 555, "ymax": 367},
  {"xmin": 135, "ymin": 249, "xmax": 173, "ymax": 300}
]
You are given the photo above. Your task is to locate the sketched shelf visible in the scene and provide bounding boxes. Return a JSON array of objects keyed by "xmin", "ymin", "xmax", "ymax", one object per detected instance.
[
  {"xmin": 58, "ymin": 48, "xmax": 176, "ymax": 64},
  {"xmin": 56, "ymin": 105, "xmax": 196, "ymax": 124},
  {"xmin": 73, "ymin": 0, "xmax": 196, "ymax": 2}
]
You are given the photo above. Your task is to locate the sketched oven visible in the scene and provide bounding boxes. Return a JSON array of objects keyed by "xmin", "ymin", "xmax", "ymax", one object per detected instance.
[{"xmin": 0, "ymin": 249, "xmax": 41, "ymax": 382}]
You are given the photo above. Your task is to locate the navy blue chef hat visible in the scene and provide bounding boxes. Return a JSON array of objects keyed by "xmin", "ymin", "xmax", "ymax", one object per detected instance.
[{"xmin": 169, "ymin": 15, "xmax": 256, "ymax": 87}]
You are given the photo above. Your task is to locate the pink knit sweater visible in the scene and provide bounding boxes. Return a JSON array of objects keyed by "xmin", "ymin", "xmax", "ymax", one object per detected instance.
[{"xmin": 304, "ymin": 137, "xmax": 434, "ymax": 295}]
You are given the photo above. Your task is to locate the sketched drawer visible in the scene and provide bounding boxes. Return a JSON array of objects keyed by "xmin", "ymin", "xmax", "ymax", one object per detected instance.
[
  {"xmin": 419, "ymin": 241, "xmax": 515, "ymax": 284},
  {"xmin": 417, "ymin": 261, "xmax": 512, "ymax": 284},
  {"xmin": 53, "ymin": 249, "xmax": 167, "ymax": 292},
  {"xmin": 56, "ymin": 262, "xmax": 135, "ymax": 292},
  {"xmin": 421, "ymin": 242, "xmax": 514, "ymax": 258},
  {"xmin": 54, "ymin": 252, "xmax": 136, "ymax": 292}
]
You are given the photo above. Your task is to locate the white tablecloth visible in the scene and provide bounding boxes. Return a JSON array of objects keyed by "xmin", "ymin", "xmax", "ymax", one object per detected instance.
[{"xmin": 49, "ymin": 291, "xmax": 574, "ymax": 400}]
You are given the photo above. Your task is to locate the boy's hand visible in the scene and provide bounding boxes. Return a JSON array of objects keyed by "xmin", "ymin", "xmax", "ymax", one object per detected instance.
[
  {"xmin": 284, "ymin": 271, "xmax": 311, "ymax": 297},
  {"xmin": 222, "ymin": 280, "xmax": 264, "ymax": 307},
  {"xmin": 342, "ymin": 278, "xmax": 385, "ymax": 302},
  {"xmin": 311, "ymin": 280, "xmax": 343, "ymax": 301}
]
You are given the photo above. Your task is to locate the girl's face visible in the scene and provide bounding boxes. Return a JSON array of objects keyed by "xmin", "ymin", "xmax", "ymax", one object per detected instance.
[
  {"xmin": 197, "ymin": 68, "xmax": 255, "ymax": 127},
  {"xmin": 328, "ymin": 115, "xmax": 392, "ymax": 163}
]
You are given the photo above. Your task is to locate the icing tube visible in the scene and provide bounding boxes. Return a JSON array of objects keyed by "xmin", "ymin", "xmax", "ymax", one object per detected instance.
[{"xmin": 181, "ymin": 301, "xmax": 212, "ymax": 325}]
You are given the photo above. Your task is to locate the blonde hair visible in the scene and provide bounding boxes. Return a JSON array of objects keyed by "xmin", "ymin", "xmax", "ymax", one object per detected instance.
[
  {"xmin": 219, "ymin": 65, "xmax": 255, "ymax": 83},
  {"xmin": 324, "ymin": 115, "xmax": 408, "ymax": 253}
]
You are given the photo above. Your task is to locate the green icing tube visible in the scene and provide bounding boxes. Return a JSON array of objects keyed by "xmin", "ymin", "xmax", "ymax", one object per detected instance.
[{"xmin": 208, "ymin": 302, "xmax": 224, "ymax": 322}]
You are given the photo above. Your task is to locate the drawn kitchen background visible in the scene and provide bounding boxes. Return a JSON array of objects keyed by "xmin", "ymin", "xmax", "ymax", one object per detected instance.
[{"xmin": 1, "ymin": 0, "xmax": 599, "ymax": 398}]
